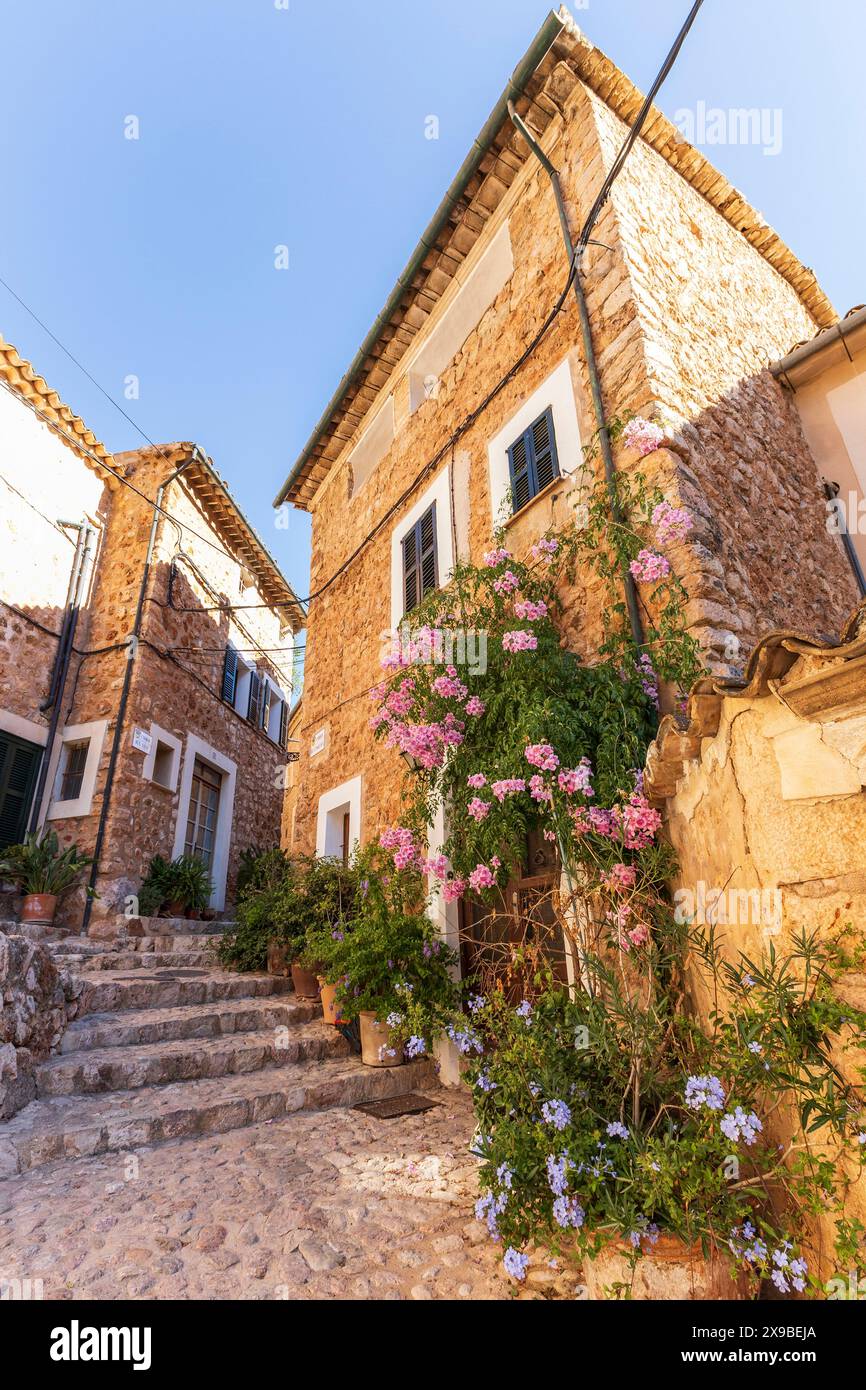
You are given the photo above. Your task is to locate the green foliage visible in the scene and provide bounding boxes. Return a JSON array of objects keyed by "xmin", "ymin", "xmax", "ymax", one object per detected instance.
[
  {"xmin": 137, "ymin": 853, "xmax": 213, "ymax": 917},
  {"xmin": 217, "ymin": 850, "xmax": 359, "ymax": 974},
  {"xmin": 464, "ymin": 923, "xmax": 866, "ymax": 1294},
  {"xmin": 0, "ymin": 829, "xmax": 92, "ymax": 897},
  {"xmin": 310, "ymin": 845, "xmax": 460, "ymax": 1055}
]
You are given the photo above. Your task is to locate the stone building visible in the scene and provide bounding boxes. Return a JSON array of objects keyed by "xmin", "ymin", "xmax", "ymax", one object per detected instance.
[
  {"xmin": 275, "ymin": 8, "xmax": 858, "ymax": 872},
  {"xmin": 0, "ymin": 335, "xmax": 304, "ymax": 928}
]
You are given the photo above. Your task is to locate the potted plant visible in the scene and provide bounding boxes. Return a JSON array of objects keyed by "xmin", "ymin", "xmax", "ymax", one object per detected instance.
[
  {"xmin": 170, "ymin": 854, "xmax": 213, "ymax": 917},
  {"xmin": 0, "ymin": 829, "xmax": 92, "ymax": 927},
  {"xmin": 308, "ymin": 846, "xmax": 459, "ymax": 1065},
  {"xmin": 138, "ymin": 855, "xmax": 171, "ymax": 917}
]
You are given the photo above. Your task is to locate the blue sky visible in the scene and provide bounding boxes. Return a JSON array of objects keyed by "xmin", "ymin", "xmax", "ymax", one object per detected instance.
[{"xmin": 1, "ymin": 0, "xmax": 863, "ymax": 602}]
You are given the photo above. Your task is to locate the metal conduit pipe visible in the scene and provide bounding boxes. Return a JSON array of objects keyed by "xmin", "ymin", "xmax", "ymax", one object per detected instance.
[{"xmin": 507, "ymin": 100, "xmax": 644, "ymax": 651}]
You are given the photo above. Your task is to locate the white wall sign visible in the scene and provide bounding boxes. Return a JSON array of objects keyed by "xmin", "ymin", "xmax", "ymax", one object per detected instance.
[
  {"xmin": 310, "ymin": 728, "xmax": 326, "ymax": 757},
  {"xmin": 132, "ymin": 727, "xmax": 153, "ymax": 754}
]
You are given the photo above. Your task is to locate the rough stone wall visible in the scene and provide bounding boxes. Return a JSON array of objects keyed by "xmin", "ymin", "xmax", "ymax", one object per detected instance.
[
  {"xmin": 594, "ymin": 90, "xmax": 859, "ymax": 663},
  {"xmin": 291, "ymin": 77, "xmax": 851, "ymax": 858},
  {"xmin": 0, "ymin": 931, "xmax": 82, "ymax": 1120},
  {"xmin": 661, "ymin": 677, "xmax": 866, "ymax": 1276}
]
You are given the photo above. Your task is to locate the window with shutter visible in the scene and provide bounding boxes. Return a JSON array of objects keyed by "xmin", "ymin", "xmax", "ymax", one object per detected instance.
[
  {"xmin": 401, "ymin": 503, "xmax": 438, "ymax": 615},
  {"xmin": 222, "ymin": 645, "xmax": 238, "ymax": 705},
  {"xmin": 247, "ymin": 672, "xmax": 263, "ymax": 726},
  {"xmin": 260, "ymin": 681, "xmax": 272, "ymax": 732},
  {"xmin": 0, "ymin": 733, "xmax": 42, "ymax": 849},
  {"xmin": 278, "ymin": 701, "xmax": 289, "ymax": 750},
  {"xmin": 507, "ymin": 406, "xmax": 560, "ymax": 513}
]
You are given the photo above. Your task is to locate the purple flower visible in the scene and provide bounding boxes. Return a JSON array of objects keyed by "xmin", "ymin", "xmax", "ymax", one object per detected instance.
[
  {"xmin": 606, "ymin": 1121, "xmax": 629, "ymax": 1140},
  {"xmin": 720, "ymin": 1107, "xmax": 763, "ymax": 1146},
  {"xmin": 684, "ymin": 1075, "xmax": 726, "ymax": 1112},
  {"xmin": 546, "ymin": 1153, "xmax": 572, "ymax": 1197},
  {"xmin": 516, "ymin": 1000, "xmax": 533, "ymax": 1025},
  {"xmin": 404, "ymin": 1035, "xmax": 426, "ymax": 1059},
  {"xmin": 503, "ymin": 1248, "xmax": 529, "ymax": 1281},
  {"xmin": 553, "ymin": 1196, "xmax": 585, "ymax": 1230},
  {"xmin": 541, "ymin": 1099, "xmax": 572, "ymax": 1132}
]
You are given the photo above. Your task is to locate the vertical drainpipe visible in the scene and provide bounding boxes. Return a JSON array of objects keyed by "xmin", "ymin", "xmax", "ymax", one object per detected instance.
[
  {"xmin": 507, "ymin": 101, "xmax": 644, "ymax": 651},
  {"xmin": 80, "ymin": 451, "xmax": 198, "ymax": 936},
  {"xmin": 28, "ymin": 522, "xmax": 94, "ymax": 834}
]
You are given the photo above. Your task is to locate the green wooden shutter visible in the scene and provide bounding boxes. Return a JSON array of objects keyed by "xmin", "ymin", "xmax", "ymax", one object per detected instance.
[
  {"xmin": 402, "ymin": 523, "xmax": 419, "ymax": 615},
  {"xmin": 507, "ymin": 432, "xmax": 532, "ymax": 512},
  {"xmin": 0, "ymin": 733, "xmax": 42, "ymax": 849},
  {"xmin": 247, "ymin": 672, "xmax": 263, "ymax": 725},
  {"xmin": 222, "ymin": 645, "xmax": 238, "ymax": 704},
  {"xmin": 531, "ymin": 407, "xmax": 559, "ymax": 492},
  {"xmin": 278, "ymin": 701, "xmax": 289, "ymax": 750},
  {"xmin": 260, "ymin": 681, "xmax": 272, "ymax": 732}
]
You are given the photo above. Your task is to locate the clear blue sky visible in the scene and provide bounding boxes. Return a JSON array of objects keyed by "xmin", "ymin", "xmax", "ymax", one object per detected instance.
[{"xmin": 1, "ymin": 1, "xmax": 863, "ymax": 602}]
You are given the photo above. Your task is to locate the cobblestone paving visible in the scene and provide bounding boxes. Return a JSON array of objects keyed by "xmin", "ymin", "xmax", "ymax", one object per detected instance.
[{"xmin": 0, "ymin": 1088, "xmax": 578, "ymax": 1301}]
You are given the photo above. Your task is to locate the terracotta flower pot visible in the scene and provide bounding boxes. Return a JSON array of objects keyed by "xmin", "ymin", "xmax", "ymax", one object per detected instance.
[
  {"xmin": 359, "ymin": 1010, "xmax": 403, "ymax": 1068},
  {"xmin": 267, "ymin": 941, "xmax": 292, "ymax": 977},
  {"xmin": 163, "ymin": 899, "xmax": 187, "ymax": 919},
  {"xmin": 319, "ymin": 979, "xmax": 344, "ymax": 1025},
  {"xmin": 20, "ymin": 893, "xmax": 58, "ymax": 927},
  {"xmin": 582, "ymin": 1234, "xmax": 747, "ymax": 1301},
  {"xmin": 291, "ymin": 962, "xmax": 321, "ymax": 999}
]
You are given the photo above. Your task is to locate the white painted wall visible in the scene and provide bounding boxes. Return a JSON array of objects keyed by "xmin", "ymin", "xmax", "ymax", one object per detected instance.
[{"xmin": 486, "ymin": 356, "xmax": 585, "ymax": 525}]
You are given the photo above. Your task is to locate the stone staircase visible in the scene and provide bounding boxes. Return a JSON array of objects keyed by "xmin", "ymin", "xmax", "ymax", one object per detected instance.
[{"xmin": 0, "ymin": 929, "xmax": 437, "ymax": 1179}]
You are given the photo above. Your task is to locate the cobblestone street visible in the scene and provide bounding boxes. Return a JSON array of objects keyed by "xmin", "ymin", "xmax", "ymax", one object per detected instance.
[{"xmin": 0, "ymin": 1087, "xmax": 576, "ymax": 1301}]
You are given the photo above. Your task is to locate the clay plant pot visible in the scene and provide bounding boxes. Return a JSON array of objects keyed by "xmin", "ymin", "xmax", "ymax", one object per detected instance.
[
  {"xmin": 319, "ymin": 979, "xmax": 344, "ymax": 1026},
  {"xmin": 163, "ymin": 899, "xmax": 187, "ymax": 919},
  {"xmin": 20, "ymin": 893, "xmax": 58, "ymax": 927},
  {"xmin": 267, "ymin": 941, "xmax": 292, "ymax": 977},
  {"xmin": 359, "ymin": 1010, "xmax": 403, "ymax": 1068},
  {"xmin": 291, "ymin": 962, "xmax": 321, "ymax": 999},
  {"xmin": 582, "ymin": 1234, "xmax": 747, "ymax": 1301}
]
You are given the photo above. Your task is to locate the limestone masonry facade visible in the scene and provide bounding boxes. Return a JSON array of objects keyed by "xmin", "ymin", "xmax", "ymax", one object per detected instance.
[
  {"xmin": 280, "ymin": 14, "xmax": 859, "ymax": 866},
  {"xmin": 0, "ymin": 339, "xmax": 303, "ymax": 927}
]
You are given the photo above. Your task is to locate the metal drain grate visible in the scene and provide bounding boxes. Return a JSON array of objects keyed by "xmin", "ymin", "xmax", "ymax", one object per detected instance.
[{"xmin": 353, "ymin": 1092, "xmax": 441, "ymax": 1120}]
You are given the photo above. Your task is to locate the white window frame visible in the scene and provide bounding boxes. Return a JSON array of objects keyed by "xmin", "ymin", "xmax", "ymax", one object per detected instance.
[
  {"xmin": 315, "ymin": 776, "xmax": 362, "ymax": 861},
  {"xmin": 141, "ymin": 723, "xmax": 182, "ymax": 793},
  {"xmin": 348, "ymin": 395, "xmax": 395, "ymax": 496},
  {"xmin": 487, "ymin": 356, "xmax": 585, "ymax": 524},
  {"xmin": 172, "ymin": 735, "xmax": 237, "ymax": 911},
  {"xmin": 389, "ymin": 465, "xmax": 454, "ymax": 629},
  {"xmin": 45, "ymin": 718, "xmax": 109, "ymax": 821}
]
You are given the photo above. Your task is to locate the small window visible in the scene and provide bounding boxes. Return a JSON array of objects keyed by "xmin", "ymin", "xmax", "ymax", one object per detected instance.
[
  {"xmin": 507, "ymin": 406, "xmax": 560, "ymax": 513},
  {"xmin": 152, "ymin": 741, "xmax": 175, "ymax": 790},
  {"xmin": 56, "ymin": 741, "xmax": 89, "ymax": 803},
  {"xmin": 402, "ymin": 503, "xmax": 438, "ymax": 616}
]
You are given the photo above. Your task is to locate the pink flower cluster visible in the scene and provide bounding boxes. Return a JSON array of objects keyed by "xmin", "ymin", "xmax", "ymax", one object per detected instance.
[
  {"xmin": 622, "ymin": 416, "xmax": 665, "ymax": 457},
  {"xmin": 529, "ymin": 774, "xmax": 552, "ymax": 803},
  {"xmin": 491, "ymin": 778, "xmax": 526, "ymax": 802},
  {"xmin": 601, "ymin": 863, "xmax": 637, "ymax": 893},
  {"xmin": 467, "ymin": 773, "xmax": 487, "ymax": 789},
  {"xmin": 493, "ymin": 570, "xmax": 521, "ymax": 595},
  {"xmin": 514, "ymin": 598, "xmax": 548, "ymax": 620},
  {"xmin": 468, "ymin": 797, "xmax": 491, "ymax": 822},
  {"xmin": 558, "ymin": 760, "xmax": 594, "ymax": 797},
  {"xmin": 531, "ymin": 537, "xmax": 558, "ymax": 561},
  {"xmin": 525, "ymin": 743, "xmax": 559, "ymax": 772},
  {"xmin": 620, "ymin": 791, "xmax": 662, "ymax": 850},
  {"xmin": 384, "ymin": 713, "xmax": 465, "ymax": 770},
  {"xmin": 469, "ymin": 864, "xmax": 496, "ymax": 892},
  {"xmin": 652, "ymin": 499, "xmax": 692, "ymax": 546},
  {"xmin": 442, "ymin": 878, "xmax": 467, "ymax": 902},
  {"xmin": 465, "ymin": 696, "xmax": 486, "ymax": 717},
  {"xmin": 502, "ymin": 630, "xmax": 538, "ymax": 653},
  {"xmin": 629, "ymin": 549, "xmax": 671, "ymax": 584},
  {"xmin": 484, "ymin": 548, "xmax": 511, "ymax": 567},
  {"xmin": 432, "ymin": 669, "xmax": 468, "ymax": 700},
  {"xmin": 379, "ymin": 826, "xmax": 422, "ymax": 872}
]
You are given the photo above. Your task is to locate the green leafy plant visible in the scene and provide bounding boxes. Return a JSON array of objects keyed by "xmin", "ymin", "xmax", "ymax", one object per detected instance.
[
  {"xmin": 218, "ymin": 851, "xmax": 359, "ymax": 973},
  {"xmin": 137, "ymin": 853, "xmax": 213, "ymax": 917},
  {"xmin": 0, "ymin": 829, "xmax": 92, "ymax": 897}
]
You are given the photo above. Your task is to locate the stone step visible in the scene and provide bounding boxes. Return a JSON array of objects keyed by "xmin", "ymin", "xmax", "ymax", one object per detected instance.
[
  {"xmin": 53, "ymin": 950, "xmax": 217, "ymax": 973},
  {"xmin": 45, "ymin": 936, "xmax": 223, "ymax": 957},
  {"xmin": 60, "ymin": 994, "xmax": 322, "ymax": 1054},
  {"xmin": 36, "ymin": 1022, "xmax": 350, "ymax": 1097},
  {"xmin": 79, "ymin": 969, "xmax": 295, "ymax": 1015},
  {"xmin": 0, "ymin": 1057, "xmax": 438, "ymax": 1176}
]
